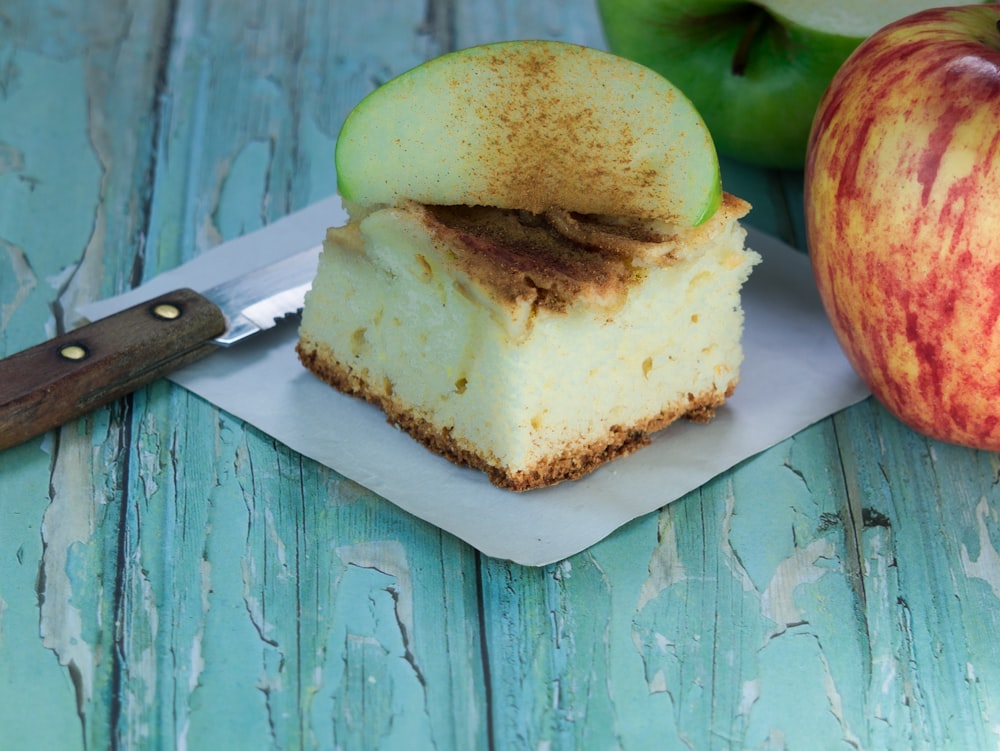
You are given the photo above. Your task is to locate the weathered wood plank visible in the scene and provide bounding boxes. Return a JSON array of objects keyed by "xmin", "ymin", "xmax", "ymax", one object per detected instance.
[
  {"xmin": 835, "ymin": 400, "xmax": 1000, "ymax": 748},
  {"xmin": 1, "ymin": 2, "xmax": 175, "ymax": 749},
  {"xmin": 0, "ymin": 440, "xmax": 86, "ymax": 749}
]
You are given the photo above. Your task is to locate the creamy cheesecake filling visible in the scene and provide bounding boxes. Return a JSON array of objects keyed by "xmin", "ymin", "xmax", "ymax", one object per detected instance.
[{"xmin": 298, "ymin": 196, "xmax": 757, "ymax": 490}]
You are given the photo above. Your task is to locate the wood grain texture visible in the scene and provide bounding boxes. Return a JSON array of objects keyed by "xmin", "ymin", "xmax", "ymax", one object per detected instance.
[{"xmin": 3, "ymin": 1, "xmax": 1000, "ymax": 749}]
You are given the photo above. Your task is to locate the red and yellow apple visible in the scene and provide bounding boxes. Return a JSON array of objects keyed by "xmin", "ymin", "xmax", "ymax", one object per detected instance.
[{"xmin": 805, "ymin": 4, "xmax": 1000, "ymax": 449}]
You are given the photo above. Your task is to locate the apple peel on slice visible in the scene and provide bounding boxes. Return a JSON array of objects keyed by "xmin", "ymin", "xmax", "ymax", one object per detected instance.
[{"xmin": 335, "ymin": 40, "xmax": 722, "ymax": 227}]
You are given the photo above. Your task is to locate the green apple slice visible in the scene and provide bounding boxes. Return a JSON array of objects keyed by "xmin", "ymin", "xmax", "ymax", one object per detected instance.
[{"xmin": 335, "ymin": 40, "xmax": 722, "ymax": 227}]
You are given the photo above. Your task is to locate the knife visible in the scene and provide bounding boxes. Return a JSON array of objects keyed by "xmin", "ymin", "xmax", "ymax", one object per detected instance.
[{"xmin": 0, "ymin": 245, "xmax": 321, "ymax": 451}]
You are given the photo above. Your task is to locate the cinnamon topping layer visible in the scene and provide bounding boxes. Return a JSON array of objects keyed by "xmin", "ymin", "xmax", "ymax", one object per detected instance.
[
  {"xmin": 422, "ymin": 203, "xmax": 639, "ymax": 313},
  {"xmin": 417, "ymin": 192, "xmax": 750, "ymax": 314}
]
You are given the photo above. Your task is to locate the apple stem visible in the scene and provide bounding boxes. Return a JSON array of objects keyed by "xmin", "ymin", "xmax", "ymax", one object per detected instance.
[{"xmin": 731, "ymin": 5, "xmax": 768, "ymax": 76}]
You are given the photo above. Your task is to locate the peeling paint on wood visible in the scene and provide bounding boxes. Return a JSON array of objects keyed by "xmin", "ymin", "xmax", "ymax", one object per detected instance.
[{"xmin": 4, "ymin": 0, "xmax": 1000, "ymax": 749}]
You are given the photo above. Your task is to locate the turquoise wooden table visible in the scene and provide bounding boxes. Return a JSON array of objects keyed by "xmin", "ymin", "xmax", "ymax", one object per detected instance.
[{"xmin": 3, "ymin": 1, "xmax": 1000, "ymax": 749}]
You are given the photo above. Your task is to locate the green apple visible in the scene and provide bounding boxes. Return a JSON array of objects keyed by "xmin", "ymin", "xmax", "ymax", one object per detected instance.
[
  {"xmin": 598, "ymin": 0, "xmax": 989, "ymax": 169},
  {"xmin": 805, "ymin": 5, "xmax": 1000, "ymax": 450},
  {"xmin": 335, "ymin": 40, "xmax": 721, "ymax": 226}
]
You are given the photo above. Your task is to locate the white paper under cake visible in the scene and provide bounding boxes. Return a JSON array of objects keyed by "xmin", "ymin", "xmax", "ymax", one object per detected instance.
[{"xmin": 79, "ymin": 195, "xmax": 869, "ymax": 566}]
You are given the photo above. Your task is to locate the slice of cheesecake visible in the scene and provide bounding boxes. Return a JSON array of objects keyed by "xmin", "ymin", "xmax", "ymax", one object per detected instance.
[
  {"xmin": 296, "ymin": 39, "xmax": 760, "ymax": 490},
  {"xmin": 297, "ymin": 194, "xmax": 758, "ymax": 490}
]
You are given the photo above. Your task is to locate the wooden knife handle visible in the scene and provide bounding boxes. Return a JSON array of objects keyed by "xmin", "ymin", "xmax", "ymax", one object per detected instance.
[{"xmin": 0, "ymin": 288, "xmax": 227, "ymax": 451}]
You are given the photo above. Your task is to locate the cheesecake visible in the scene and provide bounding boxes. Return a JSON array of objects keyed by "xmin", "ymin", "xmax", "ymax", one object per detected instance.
[
  {"xmin": 296, "ymin": 40, "xmax": 760, "ymax": 490},
  {"xmin": 297, "ymin": 194, "xmax": 758, "ymax": 490}
]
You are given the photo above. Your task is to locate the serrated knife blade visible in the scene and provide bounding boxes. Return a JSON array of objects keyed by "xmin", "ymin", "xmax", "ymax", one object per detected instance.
[
  {"xmin": 206, "ymin": 245, "xmax": 321, "ymax": 345},
  {"xmin": 0, "ymin": 245, "xmax": 321, "ymax": 451}
]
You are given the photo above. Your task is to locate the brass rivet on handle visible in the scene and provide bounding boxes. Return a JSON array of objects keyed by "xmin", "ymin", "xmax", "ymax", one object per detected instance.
[
  {"xmin": 59, "ymin": 344, "xmax": 89, "ymax": 361},
  {"xmin": 152, "ymin": 302, "xmax": 181, "ymax": 320}
]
